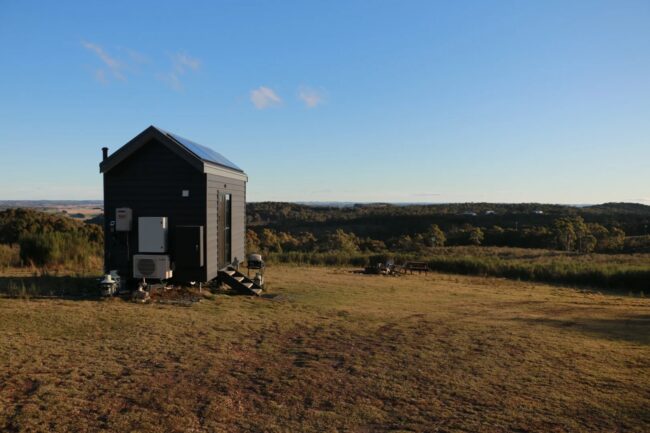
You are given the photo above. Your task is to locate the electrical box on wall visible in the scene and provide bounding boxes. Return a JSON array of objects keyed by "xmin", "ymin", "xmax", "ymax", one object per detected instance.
[
  {"xmin": 138, "ymin": 217, "xmax": 168, "ymax": 253},
  {"xmin": 115, "ymin": 208, "xmax": 132, "ymax": 231}
]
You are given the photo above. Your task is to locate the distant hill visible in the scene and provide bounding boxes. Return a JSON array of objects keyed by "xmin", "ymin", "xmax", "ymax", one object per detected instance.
[
  {"xmin": 582, "ymin": 202, "xmax": 650, "ymax": 216},
  {"xmin": 247, "ymin": 201, "xmax": 650, "ymax": 241},
  {"xmin": 0, "ymin": 201, "xmax": 103, "ymax": 221},
  {"xmin": 0, "ymin": 200, "xmax": 103, "ymax": 209}
]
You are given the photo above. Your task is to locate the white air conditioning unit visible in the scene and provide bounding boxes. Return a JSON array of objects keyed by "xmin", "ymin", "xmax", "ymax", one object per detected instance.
[{"xmin": 133, "ymin": 254, "xmax": 173, "ymax": 280}]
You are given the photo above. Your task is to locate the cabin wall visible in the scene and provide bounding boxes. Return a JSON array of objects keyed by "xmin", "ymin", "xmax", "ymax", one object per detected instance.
[
  {"xmin": 103, "ymin": 139, "xmax": 207, "ymax": 281},
  {"xmin": 205, "ymin": 173, "xmax": 246, "ymax": 281}
]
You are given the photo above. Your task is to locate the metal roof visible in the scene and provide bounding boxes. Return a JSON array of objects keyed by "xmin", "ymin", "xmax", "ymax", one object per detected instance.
[
  {"xmin": 99, "ymin": 126, "xmax": 246, "ymax": 179},
  {"xmin": 154, "ymin": 126, "xmax": 243, "ymax": 172}
]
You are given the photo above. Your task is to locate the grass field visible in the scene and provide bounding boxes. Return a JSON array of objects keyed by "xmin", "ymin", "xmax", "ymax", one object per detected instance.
[
  {"xmin": 1, "ymin": 266, "xmax": 648, "ymax": 432},
  {"xmin": 269, "ymin": 247, "xmax": 650, "ymax": 292}
]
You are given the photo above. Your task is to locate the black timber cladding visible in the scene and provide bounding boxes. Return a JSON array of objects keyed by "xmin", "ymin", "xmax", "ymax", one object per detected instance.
[{"xmin": 101, "ymin": 126, "xmax": 247, "ymax": 283}]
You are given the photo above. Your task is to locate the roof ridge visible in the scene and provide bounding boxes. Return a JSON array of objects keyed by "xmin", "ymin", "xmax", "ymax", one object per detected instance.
[{"xmin": 152, "ymin": 126, "xmax": 243, "ymax": 172}]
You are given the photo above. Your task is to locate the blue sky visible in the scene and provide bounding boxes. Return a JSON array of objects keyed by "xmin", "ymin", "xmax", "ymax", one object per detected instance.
[{"xmin": 0, "ymin": 1, "xmax": 649, "ymax": 203}]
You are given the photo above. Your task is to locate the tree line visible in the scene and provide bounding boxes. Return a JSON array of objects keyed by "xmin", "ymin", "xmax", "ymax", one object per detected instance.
[
  {"xmin": 246, "ymin": 202, "xmax": 650, "ymax": 254},
  {"xmin": 1, "ymin": 202, "xmax": 649, "ymax": 272},
  {"xmin": 247, "ymin": 215, "xmax": 629, "ymax": 256}
]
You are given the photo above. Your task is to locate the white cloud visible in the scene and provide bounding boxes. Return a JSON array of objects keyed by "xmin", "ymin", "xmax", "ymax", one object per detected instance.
[
  {"xmin": 298, "ymin": 86, "xmax": 325, "ymax": 108},
  {"xmin": 158, "ymin": 71, "xmax": 184, "ymax": 92},
  {"xmin": 82, "ymin": 41, "xmax": 125, "ymax": 81},
  {"xmin": 173, "ymin": 52, "xmax": 201, "ymax": 72},
  {"xmin": 159, "ymin": 52, "xmax": 201, "ymax": 91},
  {"xmin": 125, "ymin": 48, "xmax": 148, "ymax": 64},
  {"xmin": 94, "ymin": 68, "xmax": 108, "ymax": 84},
  {"xmin": 250, "ymin": 86, "xmax": 282, "ymax": 109},
  {"xmin": 82, "ymin": 43, "xmax": 201, "ymax": 91}
]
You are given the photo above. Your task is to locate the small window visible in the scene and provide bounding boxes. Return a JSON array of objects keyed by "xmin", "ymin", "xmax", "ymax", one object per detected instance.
[{"xmin": 225, "ymin": 194, "xmax": 232, "ymax": 263}]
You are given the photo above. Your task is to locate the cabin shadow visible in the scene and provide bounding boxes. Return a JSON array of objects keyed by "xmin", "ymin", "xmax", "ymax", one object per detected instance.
[
  {"xmin": 0, "ymin": 275, "xmax": 101, "ymax": 300},
  {"xmin": 514, "ymin": 315, "xmax": 650, "ymax": 345}
]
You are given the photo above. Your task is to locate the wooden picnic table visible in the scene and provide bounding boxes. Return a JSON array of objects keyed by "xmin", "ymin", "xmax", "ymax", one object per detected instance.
[{"xmin": 402, "ymin": 261, "xmax": 429, "ymax": 274}]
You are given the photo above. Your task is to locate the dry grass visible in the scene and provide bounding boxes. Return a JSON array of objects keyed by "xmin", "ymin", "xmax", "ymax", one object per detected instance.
[{"xmin": 0, "ymin": 266, "xmax": 648, "ymax": 433}]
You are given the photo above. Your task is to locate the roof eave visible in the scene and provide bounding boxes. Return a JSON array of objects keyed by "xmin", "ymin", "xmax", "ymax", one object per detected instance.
[{"xmin": 203, "ymin": 161, "xmax": 248, "ymax": 182}]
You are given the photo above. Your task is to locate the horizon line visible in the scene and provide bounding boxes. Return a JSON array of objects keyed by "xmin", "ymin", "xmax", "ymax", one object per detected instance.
[{"xmin": 1, "ymin": 199, "xmax": 649, "ymax": 207}]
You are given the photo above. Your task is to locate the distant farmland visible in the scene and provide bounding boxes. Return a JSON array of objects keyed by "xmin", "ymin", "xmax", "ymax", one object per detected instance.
[{"xmin": 0, "ymin": 200, "xmax": 103, "ymax": 221}]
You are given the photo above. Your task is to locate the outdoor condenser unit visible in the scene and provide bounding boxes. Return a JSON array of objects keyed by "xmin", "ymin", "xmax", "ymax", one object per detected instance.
[{"xmin": 133, "ymin": 254, "xmax": 173, "ymax": 279}]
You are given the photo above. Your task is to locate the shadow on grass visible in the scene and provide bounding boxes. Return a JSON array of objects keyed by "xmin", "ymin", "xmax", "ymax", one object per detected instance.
[
  {"xmin": 0, "ymin": 275, "xmax": 101, "ymax": 299},
  {"xmin": 515, "ymin": 315, "xmax": 650, "ymax": 345}
]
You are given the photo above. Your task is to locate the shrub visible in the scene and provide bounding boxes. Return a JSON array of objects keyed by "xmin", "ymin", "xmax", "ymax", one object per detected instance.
[
  {"xmin": 18, "ymin": 232, "xmax": 101, "ymax": 269},
  {"xmin": 19, "ymin": 234, "xmax": 57, "ymax": 265},
  {"xmin": 0, "ymin": 244, "xmax": 21, "ymax": 268}
]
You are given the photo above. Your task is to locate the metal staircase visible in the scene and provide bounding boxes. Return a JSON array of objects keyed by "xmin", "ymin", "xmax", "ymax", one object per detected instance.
[{"xmin": 218, "ymin": 267, "xmax": 263, "ymax": 296}]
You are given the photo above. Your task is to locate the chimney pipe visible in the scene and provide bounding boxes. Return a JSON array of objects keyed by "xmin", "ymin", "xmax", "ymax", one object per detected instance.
[{"xmin": 102, "ymin": 147, "xmax": 108, "ymax": 161}]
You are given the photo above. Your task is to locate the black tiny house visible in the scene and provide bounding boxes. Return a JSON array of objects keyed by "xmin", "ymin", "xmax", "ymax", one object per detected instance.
[{"xmin": 100, "ymin": 126, "xmax": 247, "ymax": 283}]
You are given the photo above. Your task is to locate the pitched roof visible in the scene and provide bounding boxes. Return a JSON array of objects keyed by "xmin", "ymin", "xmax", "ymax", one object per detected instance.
[
  {"xmin": 153, "ymin": 126, "xmax": 242, "ymax": 172},
  {"xmin": 99, "ymin": 126, "xmax": 245, "ymax": 175}
]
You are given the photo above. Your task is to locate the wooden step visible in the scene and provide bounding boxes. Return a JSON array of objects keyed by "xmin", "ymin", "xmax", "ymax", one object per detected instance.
[{"xmin": 218, "ymin": 269, "xmax": 263, "ymax": 296}]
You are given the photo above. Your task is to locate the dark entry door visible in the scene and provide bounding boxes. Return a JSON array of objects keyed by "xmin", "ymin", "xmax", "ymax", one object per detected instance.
[
  {"xmin": 217, "ymin": 192, "xmax": 232, "ymax": 268},
  {"xmin": 174, "ymin": 225, "xmax": 204, "ymax": 282},
  {"xmin": 175, "ymin": 226, "xmax": 204, "ymax": 268}
]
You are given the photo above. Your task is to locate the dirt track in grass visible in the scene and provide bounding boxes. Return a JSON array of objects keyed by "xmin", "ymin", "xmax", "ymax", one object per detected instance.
[{"xmin": 1, "ymin": 266, "xmax": 648, "ymax": 432}]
